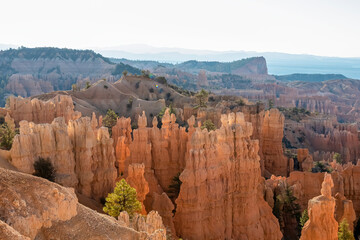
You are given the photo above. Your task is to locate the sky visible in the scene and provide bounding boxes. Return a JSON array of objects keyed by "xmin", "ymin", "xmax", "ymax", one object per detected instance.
[{"xmin": 1, "ymin": 0, "xmax": 360, "ymax": 57}]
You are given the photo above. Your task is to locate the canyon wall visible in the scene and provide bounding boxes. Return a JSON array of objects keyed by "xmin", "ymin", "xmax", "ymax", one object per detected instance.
[{"xmin": 174, "ymin": 112, "xmax": 282, "ymax": 240}]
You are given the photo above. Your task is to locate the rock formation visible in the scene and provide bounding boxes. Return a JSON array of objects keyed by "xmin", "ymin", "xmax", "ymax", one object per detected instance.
[
  {"xmin": 261, "ymin": 108, "xmax": 288, "ymax": 176},
  {"xmin": 5, "ymin": 95, "xmax": 81, "ymax": 125},
  {"xmin": 118, "ymin": 211, "xmax": 167, "ymax": 240},
  {"xmin": 0, "ymin": 220, "xmax": 31, "ymax": 240},
  {"xmin": 284, "ymin": 116, "xmax": 360, "ymax": 164},
  {"xmin": 335, "ymin": 193, "xmax": 356, "ymax": 231},
  {"xmin": 0, "ymin": 167, "xmax": 170, "ymax": 240},
  {"xmin": 68, "ymin": 117, "xmax": 117, "ymax": 200},
  {"xmin": 10, "ymin": 116, "xmax": 117, "ymax": 201},
  {"xmin": 10, "ymin": 118, "xmax": 77, "ymax": 187},
  {"xmin": 112, "ymin": 117, "xmax": 132, "ymax": 174},
  {"xmin": 341, "ymin": 164, "xmax": 360, "ymax": 217},
  {"xmin": 0, "ymin": 168, "xmax": 77, "ymax": 239},
  {"xmin": 126, "ymin": 164, "xmax": 150, "ymax": 214},
  {"xmin": 297, "ymin": 148, "xmax": 313, "ymax": 172},
  {"xmin": 174, "ymin": 112, "xmax": 282, "ymax": 240},
  {"xmin": 150, "ymin": 109, "xmax": 188, "ymax": 192},
  {"xmin": 300, "ymin": 173, "xmax": 338, "ymax": 240}
]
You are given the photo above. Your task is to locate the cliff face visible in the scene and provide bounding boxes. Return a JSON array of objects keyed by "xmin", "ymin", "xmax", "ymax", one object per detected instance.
[
  {"xmin": 300, "ymin": 173, "xmax": 338, "ymax": 240},
  {"xmin": 261, "ymin": 108, "xmax": 288, "ymax": 176},
  {"xmin": 10, "ymin": 116, "xmax": 117, "ymax": 201},
  {"xmin": 5, "ymin": 95, "xmax": 81, "ymax": 125},
  {"xmin": 174, "ymin": 112, "xmax": 282, "ymax": 240}
]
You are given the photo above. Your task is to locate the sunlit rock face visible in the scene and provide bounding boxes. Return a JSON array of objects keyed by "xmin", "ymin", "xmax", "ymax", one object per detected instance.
[
  {"xmin": 6, "ymin": 95, "xmax": 81, "ymax": 125},
  {"xmin": 10, "ymin": 116, "xmax": 117, "ymax": 201},
  {"xmin": 300, "ymin": 173, "xmax": 338, "ymax": 240},
  {"xmin": 261, "ymin": 108, "xmax": 288, "ymax": 176},
  {"xmin": 174, "ymin": 112, "xmax": 282, "ymax": 240}
]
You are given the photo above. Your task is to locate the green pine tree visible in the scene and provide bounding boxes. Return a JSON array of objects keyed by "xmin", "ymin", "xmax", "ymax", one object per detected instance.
[
  {"xmin": 102, "ymin": 109, "xmax": 118, "ymax": 135},
  {"xmin": 201, "ymin": 119, "xmax": 216, "ymax": 132},
  {"xmin": 194, "ymin": 89, "xmax": 209, "ymax": 109},
  {"xmin": 338, "ymin": 219, "xmax": 355, "ymax": 240},
  {"xmin": 300, "ymin": 209, "xmax": 309, "ymax": 228},
  {"xmin": 0, "ymin": 122, "xmax": 16, "ymax": 150},
  {"xmin": 103, "ymin": 179, "xmax": 142, "ymax": 218},
  {"xmin": 333, "ymin": 153, "xmax": 342, "ymax": 164}
]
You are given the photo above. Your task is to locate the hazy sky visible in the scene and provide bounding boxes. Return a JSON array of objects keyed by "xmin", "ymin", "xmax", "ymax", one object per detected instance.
[{"xmin": 1, "ymin": 0, "xmax": 359, "ymax": 57}]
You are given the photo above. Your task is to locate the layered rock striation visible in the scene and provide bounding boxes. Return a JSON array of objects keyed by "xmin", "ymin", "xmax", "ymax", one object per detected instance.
[
  {"xmin": 300, "ymin": 173, "xmax": 338, "ymax": 240},
  {"xmin": 261, "ymin": 108, "xmax": 288, "ymax": 176},
  {"xmin": 10, "ymin": 116, "xmax": 117, "ymax": 201},
  {"xmin": 4, "ymin": 95, "xmax": 81, "ymax": 125},
  {"xmin": 174, "ymin": 112, "xmax": 282, "ymax": 240}
]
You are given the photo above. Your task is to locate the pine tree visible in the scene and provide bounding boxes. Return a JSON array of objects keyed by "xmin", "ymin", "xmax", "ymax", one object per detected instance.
[
  {"xmin": 300, "ymin": 209, "xmax": 309, "ymax": 228},
  {"xmin": 201, "ymin": 120, "xmax": 216, "ymax": 132},
  {"xmin": 103, "ymin": 179, "xmax": 141, "ymax": 218},
  {"xmin": 338, "ymin": 219, "xmax": 355, "ymax": 240},
  {"xmin": 102, "ymin": 109, "xmax": 118, "ymax": 135},
  {"xmin": 0, "ymin": 122, "xmax": 16, "ymax": 150},
  {"xmin": 194, "ymin": 89, "xmax": 209, "ymax": 109}
]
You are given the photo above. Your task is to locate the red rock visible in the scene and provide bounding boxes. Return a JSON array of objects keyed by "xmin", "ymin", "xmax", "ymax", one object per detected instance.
[
  {"xmin": 174, "ymin": 112, "xmax": 282, "ymax": 240},
  {"xmin": 300, "ymin": 173, "xmax": 338, "ymax": 240}
]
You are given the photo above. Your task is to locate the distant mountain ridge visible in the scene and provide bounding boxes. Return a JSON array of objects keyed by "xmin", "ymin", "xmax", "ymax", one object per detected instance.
[
  {"xmin": 0, "ymin": 47, "xmax": 141, "ymax": 106},
  {"xmin": 115, "ymin": 57, "xmax": 268, "ymax": 75},
  {"xmin": 274, "ymin": 73, "xmax": 349, "ymax": 82},
  {"xmin": 97, "ymin": 45, "xmax": 360, "ymax": 79}
]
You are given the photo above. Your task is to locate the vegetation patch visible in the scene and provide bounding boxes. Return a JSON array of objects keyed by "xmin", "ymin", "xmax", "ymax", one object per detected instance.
[{"xmin": 33, "ymin": 157, "xmax": 56, "ymax": 182}]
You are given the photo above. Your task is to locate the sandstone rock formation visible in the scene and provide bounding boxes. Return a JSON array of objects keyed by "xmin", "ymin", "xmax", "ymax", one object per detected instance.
[
  {"xmin": 0, "ymin": 168, "xmax": 77, "ymax": 239},
  {"xmin": 10, "ymin": 116, "xmax": 117, "ymax": 201},
  {"xmin": 0, "ymin": 167, "xmax": 169, "ymax": 240},
  {"xmin": 297, "ymin": 148, "xmax": 313, "ymax": 172},
  {"xmin": 341, "ymin": 164, "xmax": 360, "ymax": 217},
  {"xmin": 261, "ymin": 108, "xmax": 288, "ymax": 176},
  {"xmin": 0, "ymin": 220, "xmax": 31, "ymax": 240},
  {"xmin": 112, "ymin": 117, "xmax": 132, "ymax": 174},
  {"xmin": 126, "ymin": 164, "xmax": 150, "ymax": 214},
  {"xmin": 113, "ymin": 110, "xmax": 191, "ymax": 199},
  {"xmin": 300, "ymin": 173, "xmax": 338, "ymax": 240},
  {"xmin": 284, "ymin": 116, "xmax": 360, "ymax": 164},
  {"xmin": 5, "ymin": 95, "xmax": 81, "ymax": 125},
  {"xmin": 335, "ymin": 192, "xmax": 356, "ymax": 231},
  {"xmin": 174, "ymin": 112, "xmax": 282, "ymax": 240},
  {"xmin": 118, "ymin": 211, "xmax": 167, "ymax": 240},
  {"xmin": 68, "ymin": 117, "xmax": 117, "ymax": 200},
  {"xmin": 10, "ymin": 118, "xmax": 78, "ymax": 187},
  {"xmin": 39, "ymin": 204, "xmax": 146, "ymax": 240}
]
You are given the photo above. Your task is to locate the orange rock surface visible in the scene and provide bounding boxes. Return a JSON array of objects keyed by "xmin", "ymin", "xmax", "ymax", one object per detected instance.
[
  {"xmin": 174, "ymin": 112, "xmax": 282, "ymax": 240},
  {"xmin": 5, "ymin": 95, "xmax": 81, "ymax": 125},
  {"xmin": 126, "ymin": 164, "xmax": 150, "ymax": 215},
  {"xmin": 300, "ymin": 173, "xmax": 338, "ymax": 240},
  {"xmin": 261, "ymin": 108, "xmax": 288, "ymax": 176},
  {"xmin": 10, "ymin": 116, "xmax": 117, "ymax": 201},
  {"xmin": 335, "ymin": 192, "xmax": 356, "ymax": 230}
]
